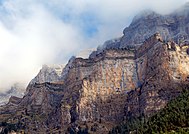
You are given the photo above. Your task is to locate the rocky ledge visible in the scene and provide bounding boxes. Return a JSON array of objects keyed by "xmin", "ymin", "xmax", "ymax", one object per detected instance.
[
  {"xmin": 1, "ymin": 3, "xmax": 189, "ymax": 133},
  {"xmin": 0, "ymin": 33, "xmax": 189, "ymax": 133}
]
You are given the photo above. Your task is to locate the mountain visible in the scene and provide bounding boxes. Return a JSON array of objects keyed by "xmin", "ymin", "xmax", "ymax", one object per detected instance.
[
  {"xmin": 0, "ymin": 64, "xmax": 64, "ymax": 106},
  {"xmin": 29, "ymin": 64, "xmax": 64, "ymax": 84},
  {"xmin": 0, "ymin": 83, "xmax": 25, "ymax": 106},
  {"xmin": 1, "ymin": 3, "xmax": 189, "ymax": 134},
  {"xmin": 110, "ymin": 85, "xmax": 189, "ymax": 133},
  {"xmin": 97, "ymin": 3, "xmax": 189, "ymax": 51}
]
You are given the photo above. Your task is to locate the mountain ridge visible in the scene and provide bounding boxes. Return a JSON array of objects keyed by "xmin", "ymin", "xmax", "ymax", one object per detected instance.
[{"xmin": 1, "ymin": 3, "xmax": 189, "ymax": 133}]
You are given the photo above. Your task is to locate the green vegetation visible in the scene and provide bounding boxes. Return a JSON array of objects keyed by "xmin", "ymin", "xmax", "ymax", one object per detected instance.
[
  {"xmin": 1, "ymin": 85, "xmax": 189, "ymax": 134},
  {"xmin": 109, "ymin": 85, "xmax": 189, "ymax": 134}
]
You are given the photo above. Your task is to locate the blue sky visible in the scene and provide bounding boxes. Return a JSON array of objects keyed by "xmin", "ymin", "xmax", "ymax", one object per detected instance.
[{"xmin": 0, "ymin": 0, "xmax": 189, "ymax": 92}]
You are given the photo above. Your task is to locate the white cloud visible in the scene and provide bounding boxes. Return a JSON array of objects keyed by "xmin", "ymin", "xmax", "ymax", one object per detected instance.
[
  {"xmin": 0, "ymin": 0, "xmax": 188, "ymax": 93},
  {"xmin": 0, "ymin": 0, "xmax": 84, "ymax": 92}
]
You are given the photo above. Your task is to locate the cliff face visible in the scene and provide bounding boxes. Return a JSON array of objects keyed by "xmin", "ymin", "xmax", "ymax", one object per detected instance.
[
  {"xmin": 60, "ymin": 34, "xmax": 189, "ymax": 133},
  {"xmin": 61, "ymin": 46, "xmax": 138, "ymax": 132},
  {"xmin": 0, "ymin": 83, "xmax": 25, "ymax": 106},
  {"xmin": 1, "ymin": 33, "xmax": 189, "ymax": 133},
  {"xmin": 1, "ymin": 4, "xmax": 189, "ymax": 133},
  {"xmin": 30, "ymin": 64, "xmax": 64, "ymax": 85},
  {"xmin": 126, "ymin": 34, "xmax": 189, "ymax": 119},
  {"xmin": 99, "ymin": 3, "xmax": 189, "ymax": 50}
]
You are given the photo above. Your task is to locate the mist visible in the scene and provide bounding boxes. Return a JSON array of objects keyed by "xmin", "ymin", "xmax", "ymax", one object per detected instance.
[{"xmin": 0, "ymin": 0, "xmax": 188, "ymax": 93}]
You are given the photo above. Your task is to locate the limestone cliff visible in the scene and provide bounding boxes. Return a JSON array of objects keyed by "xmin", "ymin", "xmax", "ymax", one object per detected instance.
[
  {"xmin": 61, "ymin": 34, "xmax": 189, "ymax": 133},
  {"xmin": 126, "ymin": 34, "xmax": 189, "ymax": 119},
  {"xmin": 1, "ymin": 33, "xmax": 189, "ymax": 133},
  {"xmin": 1, "ymin": 3, "xmax": 189, "ymax": 134}
]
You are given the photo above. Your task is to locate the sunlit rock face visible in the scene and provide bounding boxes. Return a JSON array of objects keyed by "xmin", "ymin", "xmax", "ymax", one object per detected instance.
[
  {"xmin": 125, "ymin": 34, "xmax": 189, "ymax": 119},
  {"xmin": 1, "ymin": 3, "xmax": 189, "ymax": 133},
  {"xmin": 61, "ymin": 47, "xmax": 138, "ymax": 132},
  {"xmin": 61, "ymin": 34, "xmax": 189, "ymax": 133},
  {"xmin": 0, "ymin": 34, "xmax": 189, "ymax": 134}
]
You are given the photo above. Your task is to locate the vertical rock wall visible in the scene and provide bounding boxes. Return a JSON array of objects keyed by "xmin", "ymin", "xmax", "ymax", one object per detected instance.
[
  {"xmin": 60, "ymin": 49, "xmax": 139, "ymax": 131},
  {"xmin": 1, "ymin": 34, "xmax": 189, "ymax": 133}
]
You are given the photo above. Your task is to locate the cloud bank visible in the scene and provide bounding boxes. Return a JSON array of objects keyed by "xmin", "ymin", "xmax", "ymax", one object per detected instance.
[{"xmin": 0, "ymin": 0, "xmax": 188, "ymax": 92}]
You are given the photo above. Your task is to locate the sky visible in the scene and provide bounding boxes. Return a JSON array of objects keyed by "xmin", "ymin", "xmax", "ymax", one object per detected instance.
[{"xmin": 0, "ymin": 0, "xmax": 189, "ymax": 93}]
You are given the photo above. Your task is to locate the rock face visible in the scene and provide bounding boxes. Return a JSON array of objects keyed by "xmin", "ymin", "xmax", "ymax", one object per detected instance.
[
  {"xmin": 99, "ymin": 3, "xmax": 189, "ymax": 50},
  {"xmin": 125, "ymin": 34, "xmax": 189, "ymax": 119},
  {"xmin": 61, "ymin": 34, "xmax": 189, "ymax": 133},
  {"xmin": 61, "ymin": 46, "xmax": 137, "ymax": 132},
  {"xmin": 0, "ymin": 83, "xmax": 25, "ymax": 106},
  {"xmin": 1, "ymin": 3, "xmax": 189, "ymax": 134},
  {"xmin": 30, "ymin": 64, "xmax": 64, "ymax": 84},
  {"xmin": 1, "ymin": 33, "xmax": 189, "ymax": 133}
]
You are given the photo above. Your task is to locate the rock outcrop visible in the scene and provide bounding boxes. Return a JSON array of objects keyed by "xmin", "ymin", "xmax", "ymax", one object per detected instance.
[
  {"xmin": 126, "ymin": 34, "xmax": 189, "ymax": 119},
  {"xmin": 30, "ymin": 64, "xmax": 64, "ymax": 84},
  {"xmin": 1, "ymin": 3, "xmax": 189, "ymax": 134},
  {"xmin": 99, "ymin": 2, "xmax": 189, "ymax": 50},
  {"xmin": 1, "ymin": 33, "xmax": 189, "ymax": 133},
  {"xmin": 0, "ymin": 83, "xmax": 25, "ymax": 106}
]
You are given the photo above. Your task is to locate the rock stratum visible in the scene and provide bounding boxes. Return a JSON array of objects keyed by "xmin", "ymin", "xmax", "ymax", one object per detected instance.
[
  {"xmin": 0, "ymin": 83, "xmax": 25, "ymax": 106},
  {"xmin": 1, "ymin": 3, "xmax": 189, "ymax": 134}
]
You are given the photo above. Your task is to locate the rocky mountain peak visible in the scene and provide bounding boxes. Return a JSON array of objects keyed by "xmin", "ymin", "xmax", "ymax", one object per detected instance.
[
  {"xmin": 1, "ymin": 33, "xmax": 188, "ymax": 133},
  {"xmin": 131, "ymin": 10, "xmax": 161, "ymax": 24},
  {"xmin": 1, "ymin": 3, "xmax": 189, "ymax": 133},
  {"xmin": 61, "ymin": 56, "xmax": 76, "ymax": 80},
  {"xmin": 29, "ymin": 64, "xmax": 64, "ymax": 85},
  {"xmin": 95, "ymin": 3, "xmax": 189, "ymax": 51}
]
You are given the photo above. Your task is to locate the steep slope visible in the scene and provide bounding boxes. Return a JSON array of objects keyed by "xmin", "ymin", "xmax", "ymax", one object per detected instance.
[
  {"xmin": 61, "ymin": 44, "xmax": 138, "ymax": 133},
  {"xmin": 1, "ymin": 3, "xmax": 189, "ymax": 134},
  {"xmin": 0, "ymin": 83, "xmax": 25, "ymax": 106},
  {"xmin": 61, "ymin": 34, "xmax": 189, "ymax": 133},
  {"xmin": 125, "ymin": 34, "xmax": 189, "ymax": 119},
  {"xmin": 30, "ymin": 64, "xmax": 64, "ymax": 84},
  {"xmin": 0, "ymin": 82, "xmax": 65, "ymax": 133},
  {"xmin": 110, "ymin": 85, "xmax": 189, "ymax": 134},
  {"xmin": 99, "ymin": 2, "xmax": 189, "ymax": 50},
  {"xmin": 1, "ymin": 33, "xmax": 189, "ymax": 133},
  {"xmin": 0, "ymin": 64, "xmax": 64, "ymax": 106}
]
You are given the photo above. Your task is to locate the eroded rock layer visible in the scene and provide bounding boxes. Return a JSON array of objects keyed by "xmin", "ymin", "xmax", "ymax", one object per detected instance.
[{"xmin": 1, "ymin": 33, "xmax": 189, "ymax": 133}]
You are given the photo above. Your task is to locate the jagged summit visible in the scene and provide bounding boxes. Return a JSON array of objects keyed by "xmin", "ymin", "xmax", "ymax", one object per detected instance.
[
  {"xmin": 95, "ymin": 2, "xmax": 189, "ymax": 50},
  {"xmin": 1, "ymin": 3, "xmax": 189, "ymax": 134},
  {"xmin": 131, "ymin": 10, "xmax": 161, "ymax": 24},
  {"xmin": 1, "ymin": 32, "xmax": 189, "ymax": 133},
  {"xmin": 122, "ymin": 4, "xmax": 189, "ymax": 46},
  {"xmin": 30, "ymin": 64, "xmax": 64, "ymax": 85}
]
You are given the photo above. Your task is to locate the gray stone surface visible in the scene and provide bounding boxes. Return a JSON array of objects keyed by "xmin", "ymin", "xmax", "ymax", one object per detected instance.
[
  {"xmin": 95, "ymin": 3, "xmax": 189, "ymax": 52},
  {"xmin": 30, "ymin": 64, "xmax": 64, "ymax": 84},
  {"xmin": 1, "ymin": 3, "xmax": 189, "ymax": 133}
]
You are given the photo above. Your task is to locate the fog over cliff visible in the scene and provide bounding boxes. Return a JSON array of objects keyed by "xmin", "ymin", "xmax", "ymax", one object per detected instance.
[{"xmin": 0, "ymin": 0, "xmax": 188, "ymax": 93}]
